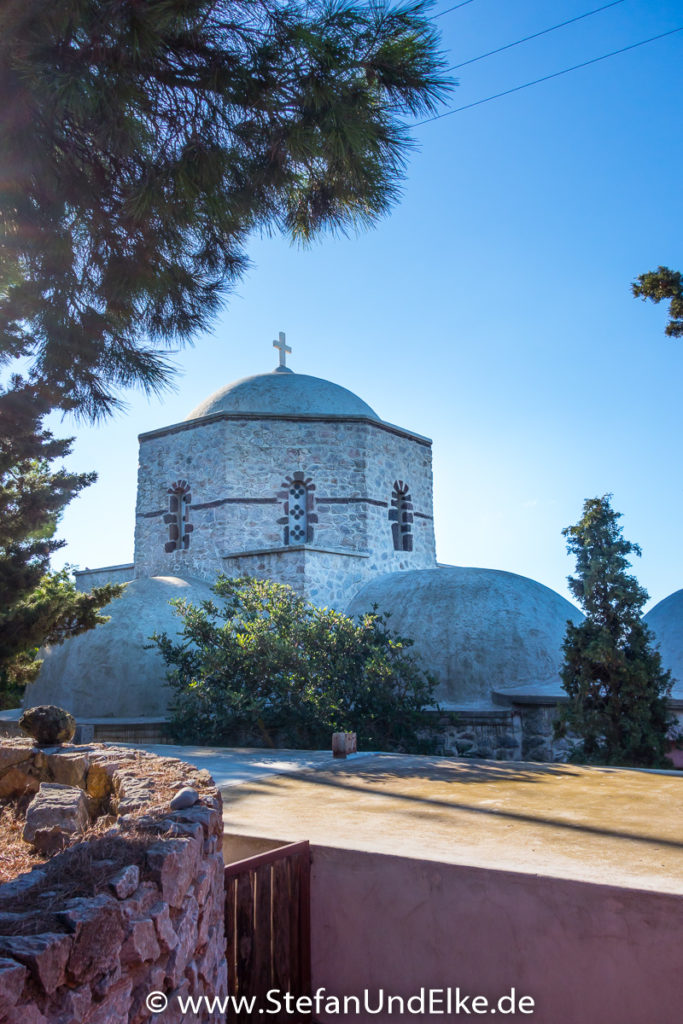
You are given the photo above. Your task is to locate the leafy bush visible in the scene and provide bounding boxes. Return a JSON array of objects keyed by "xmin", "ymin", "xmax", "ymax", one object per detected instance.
[{"xmin": 152, "ymin": 575, "xmax": 438, "ymax": 752}]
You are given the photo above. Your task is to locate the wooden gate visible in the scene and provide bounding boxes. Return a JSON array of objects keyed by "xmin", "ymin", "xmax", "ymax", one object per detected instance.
[{"xmin": 224, "ymin": 840, "xmax": 311, "ymax": 1022}]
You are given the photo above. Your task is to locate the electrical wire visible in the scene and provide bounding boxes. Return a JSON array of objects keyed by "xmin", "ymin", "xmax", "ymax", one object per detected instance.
[
  {"xmin": 448, "ymin": 0, "xmax": 626, "ymax": 71},
  {"xmin": 414, "ymin": 25, "xmax": 683, "ymax": 126},
  {"xmin": 435, "ymin": 0, "xmax": 476, "ymax": 19}
]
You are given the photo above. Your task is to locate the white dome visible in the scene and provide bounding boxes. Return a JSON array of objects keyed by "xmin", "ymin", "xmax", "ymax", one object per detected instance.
[
  {"xmin": 24, "ymin": 576, "xmax": 215, "ymax": 718},
  {"xmin": 643, "ymin": 591, "xmax": 683, "ymax": 699},
  {"xmin": 186, "ymin": 369, "xmax": 379, "ymax": 421},
  {"xmin": 346, "ymin": 567, "xmax": 583, "ymax": 708}
]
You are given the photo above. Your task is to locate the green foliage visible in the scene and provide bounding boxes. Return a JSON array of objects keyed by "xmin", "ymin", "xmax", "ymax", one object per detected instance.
[
  {"xmin": 0, "ymin": 0, "xmax": 450, "ymax": 419},
  {"xmin": 0, "ymin": 386, "xmax": 121, "ymax": 704},
  {"xmin": 556, "ymin": 495, "xmax": 674, "ymax": 767},
  {"xmin": 0, "ymin": 568, "xmax": 123, "ymax": 707},
  {"xmin": 632, "ymin": 266, "xmax": 683, "ymax": 338},
  {"xmin": 152, "ymin": 575, "xmax": 439, "ymax": 751}
]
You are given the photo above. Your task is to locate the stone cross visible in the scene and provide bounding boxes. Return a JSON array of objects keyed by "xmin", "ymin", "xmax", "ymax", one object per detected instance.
[{"xmin": 273, "ymin": 331, "xmax": 292, "ymax": 368}]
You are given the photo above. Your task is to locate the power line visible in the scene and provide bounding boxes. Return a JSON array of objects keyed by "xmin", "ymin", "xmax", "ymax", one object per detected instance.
[
  {"xmin": 415, "ymin": 25, "xmax": 683, "ymax": 126},
  {"xmin": 435, "ymin": 0, "xmax": 476, "ymax": 19},
  {"xmin": 449, "ymin": 0, "xmax": 626, "ymax": 71}
]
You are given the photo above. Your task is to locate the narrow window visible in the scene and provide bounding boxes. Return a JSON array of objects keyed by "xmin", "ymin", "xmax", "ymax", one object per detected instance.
[
  {"xmin": 389, "ymin": 480, "xmax": 413, "ymax": 551},
  {"xmin": 278, "ymin": 473, "xmax": 317, "ymax": 545},
  {"xmin": 164, "ymin": 480, "xmax": 193, "ymax": 552}
]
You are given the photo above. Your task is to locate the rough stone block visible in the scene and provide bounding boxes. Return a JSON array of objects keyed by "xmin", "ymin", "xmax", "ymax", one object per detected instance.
[
  {"xmin": 121, "ymin": 917, "xmax": 161, "ymax": 965},
  {"xmin": 150, "ymin": 902, "xmax": 178, "ymax": 952},
  {"xmin": 121, "ymin": 882, "xmax": 160, "ymax": 920},
  {"xmin": 0, "ymin": 867, "xmax": 47, "ymax": 905},
  {"xmin": 109, "ymin": 864, "xmax": 140, "ymax": 900},
  {"xmin": 166, "ymin": 895, "xmax": 199, "ymax": 988},
  {"xmin": 170, "ymin": 804, "xmax": 216, "ymax": 838},
  {"xmin": 146, "ymin": 838, "xmax": 200, "ymax": 908},
  {"xmin": 58, "ymin": 894, "xmax": 124, "ymax": 982},
  {"xmin": 23, "ymin": 783, "xmax": 90, "ymax": 847},
  {"xmin": 46, "ymin": 751, "xmax": 89, "ymax": 788},
  {"xmin": 0, "ymin": 742, "xmax": 35, "ymax": 772},
  {"xmin": 91, "ymin": 961, "xmax": 122, "ymax": 1000},
  {"xmin": 0, "ymin": 934, "xmax": 72, "ymax": 995},
  {"xmin": 85, "ymin": 978, "xmax": 133, "ymax": 1024},
  {"xmin": 1, "ymin": 1002, "xmax": 48, "ymax": 1024},
  {"xmin": 49, "ymin": 981, "xmax": 93, "ymax": 1021},
  {"xmin": 0, "ymin": 766, "xmax": 40, "ymax": 799},
  {"xmin": 0, "ymin": 956, "xmax": 28, "ymax": 1010}
]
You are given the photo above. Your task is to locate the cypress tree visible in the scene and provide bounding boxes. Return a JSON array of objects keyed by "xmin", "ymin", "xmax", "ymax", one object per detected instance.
[{"xmin": 558, "ymin": 495, "xmax": 674, "ymax": 767}]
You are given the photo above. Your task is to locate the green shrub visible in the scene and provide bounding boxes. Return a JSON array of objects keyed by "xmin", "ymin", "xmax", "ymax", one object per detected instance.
[{"xmin": 152, "ymin": 575, "xmax": 439, "ymax": 753}]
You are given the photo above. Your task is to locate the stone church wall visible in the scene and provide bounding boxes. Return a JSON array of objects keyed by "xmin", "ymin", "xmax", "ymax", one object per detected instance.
[
  {"xmin": 134, "ymin": 413, "xmax": 437, "ymax": 607},
  {"xmin": 73, "ymin": 563, "xmax": 135, "ymax": 592}
]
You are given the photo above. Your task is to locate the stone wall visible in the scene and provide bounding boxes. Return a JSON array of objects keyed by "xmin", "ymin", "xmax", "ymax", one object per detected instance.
[
  {"xmin": 133, "ymin": 413, "xmax": 436, "ymax": 608},
  {"xmin": 0, "ymin": 741, "xmax": 227, "ymax": 1023},
  {"xmin": 73, "ymin": 564, "xmax": 135, "ymax": 592},
  {"xmin": 429, "ymin": 709, "xmax": 524, "ymax": 761}
]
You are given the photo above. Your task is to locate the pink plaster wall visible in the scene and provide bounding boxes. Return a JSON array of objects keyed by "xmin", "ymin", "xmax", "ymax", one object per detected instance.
[{"xmin": 310, "ymin": 846, "xmax": 683, "ymax": 1024}]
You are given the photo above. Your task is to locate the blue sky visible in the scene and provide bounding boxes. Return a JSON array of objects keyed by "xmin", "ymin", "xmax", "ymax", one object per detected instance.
[{"xmin": 49, "ymin": 0, "xmax": 683, "ymax": 610}]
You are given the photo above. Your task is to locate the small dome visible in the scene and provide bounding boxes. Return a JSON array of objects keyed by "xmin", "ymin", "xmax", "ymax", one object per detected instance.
[
  {"xmin": 346, "ymin": 567, "xmax": 583, "ymax": 708},
  {"xmin": 24, "ymin": 576, "xmax": 215, "ymax": 718},
  {"xmin": 186, "ymin": 369, "xmax": 379, "ymax": 421},
  {"xmin": 643, "ymin": 591, "xmax": 683, "ymax": 699}
]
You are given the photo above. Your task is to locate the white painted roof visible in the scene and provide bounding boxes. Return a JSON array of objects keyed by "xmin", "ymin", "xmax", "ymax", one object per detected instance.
[
  {"xmin": 346, "ymin": 566, "xmax": 584, "ymax": 708},
  {"xmin": 185, "ymin": 369, "xmax": 379, "ymax": 421}
]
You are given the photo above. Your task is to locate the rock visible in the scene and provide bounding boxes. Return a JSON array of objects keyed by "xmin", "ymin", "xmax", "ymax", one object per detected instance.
[
  {"xmin": 49, "ymin": 983, "xmax": 93, "ymax": 1022},
  {"xmin": 146, "ymin": 837, "xmax": 200, "ymax": 909},
  {"xmin": 0, "ymin": 766, "xmax": 39, "ymax": 799},
  {"xmin": 109, "ymin": 864, "xmax": 140, "ymax": 900},
  {"xmin": 150, "ymin": 902, "xmax": 178, "ymax": 952},
  {"xmin": 46, "ymin": 751, "xmax": 88, "ymax": 788},
  {"xmin": 0, "ymin": 742, "xmax": 35, "ymax": 772},
  {"xmin": 0, "ymin": 934, "xmax": 72, "ymax": 995},
  {"xmin": 58, "ymin": 894, "xmax": 124, "ymax": 982},
  {"xmin": 19, "ymin": 706, "xmax": 76, "ymax": 746},
  {"xmin": 121, "ymin": 918, "xmax": 161, "ymax": 964},
  {"xmin": 31, "ymin": 826, "xmax": 71, "ymax": 856},
  {"xmin": 85, "ymin": 978, "xmax": 133, "ymax": 1024},
  {"xmin": 170, "ymin": 786, "xmax": 199, "ymax": 810},
  {"xmin": 113, "ymin": 770, "xmax": 154, "ymax": 813},
  {"xmin": 2, "ymin": 1003, "xmax": 48, "ymax": 1024},
  {"xmin": 0, "ymin": 956, "xmax": 28, "ymax": 1010},
  {"xmin": 0, "ymin": 868, "xmax": 47, "ymax": 904},
  {"xmin": 23, "ymin": 783, "xmax": 90, "ymax": 847}
]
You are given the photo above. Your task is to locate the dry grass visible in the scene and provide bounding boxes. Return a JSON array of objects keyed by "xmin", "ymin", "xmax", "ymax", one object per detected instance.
[
  {"xmin": 0, "ymin": 801, "xmax": 47, "ymax": 885},
  {"xmin": 0, "ymin": 745, "xmax": 218, "ymax": 933},
  {"xmin": 0, "ymin": 828, "xmax": 160, "ymax": 935}
]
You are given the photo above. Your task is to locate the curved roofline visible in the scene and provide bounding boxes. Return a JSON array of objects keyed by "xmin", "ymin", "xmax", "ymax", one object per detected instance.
[
  {"xmin": 138, "ymin": 411, "xmax": 432, "ymax": 446},
  {"xmin": 185, "ymin": 368, "xmax": 380, "ymax": 422}
]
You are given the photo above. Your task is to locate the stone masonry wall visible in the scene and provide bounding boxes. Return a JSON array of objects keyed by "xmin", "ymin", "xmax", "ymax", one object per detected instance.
[
  {"xmin": 0, "ymin": 741, "xmax": 227, "ymax": 1023},
  {"xmin": 133, "ymin": 414, "xmax": 437, "ymax": 608},
  {"xmin": 73, "ymin": 564, "xmax": 135, "ymax": 592}
]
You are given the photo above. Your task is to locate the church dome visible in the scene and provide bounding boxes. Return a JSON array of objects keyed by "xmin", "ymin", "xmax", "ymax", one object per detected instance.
[
  {"xmin": 24, "ymin": 576, "xmax": 215, "ymax": 719},
  {"xmin": 186, "ymin": 369, "xmax": 379, "ymax": 422},
  {"xmin": 643, "ymin": 591, "xmax": 683, "ymax": 700},
  {"xmin": 345, "ymin": 567, "xmax": 583, "ymax": 708}
]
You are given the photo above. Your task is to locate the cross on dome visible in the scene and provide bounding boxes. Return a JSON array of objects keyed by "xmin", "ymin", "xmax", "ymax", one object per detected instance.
[{"xmin": 273, "ymin": 331, "xmax": 292, "ymax": 370}]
